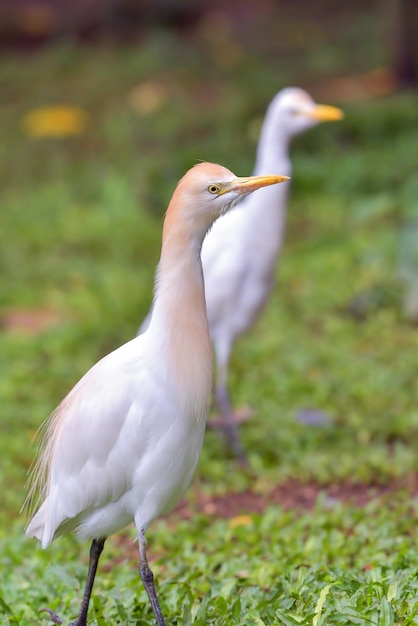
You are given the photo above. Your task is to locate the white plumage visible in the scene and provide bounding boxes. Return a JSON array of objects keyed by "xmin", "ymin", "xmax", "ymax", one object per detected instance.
[
  {"xmin": 202, "ymin": 88, "xmax": 343, "ymax": 461},
  {"xmin": 25, "ymin": 162, "xmax": 288, "ymax": 626},
  {"xmin": 27, "ymin": 338, "xmax": 205, "ymax": 548}
]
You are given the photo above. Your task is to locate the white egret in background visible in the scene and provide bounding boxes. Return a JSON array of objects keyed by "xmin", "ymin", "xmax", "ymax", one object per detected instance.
[
  {"xmin": 140, "ymin": 89, "xmax": 343, "ymax": 464},
  {"xmin": 201, "ymin": 89, "xmax": 343, "ymax": 463},
  {"xmin": 25, "ymin": 162, "xmax": 289, "ymax": 626}
]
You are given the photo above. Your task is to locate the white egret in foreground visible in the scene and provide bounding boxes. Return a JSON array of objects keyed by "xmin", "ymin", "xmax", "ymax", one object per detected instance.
[
  {"xmin": 202, "ymin": 88, "xmax": 343, "ymax": 463},
  {"xmin": 25, "ymin": 162, "xmax": 289, "ymax": 626}
]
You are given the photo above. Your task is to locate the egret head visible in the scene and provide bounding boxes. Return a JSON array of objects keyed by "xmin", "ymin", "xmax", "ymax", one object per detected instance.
[
  {"xmin": 164, "ymin": 162, "xmax": 289, "ymax": 240},
  {"xmin": 267, "ymin": 87, "xmax": 344, "ymax": 138}
]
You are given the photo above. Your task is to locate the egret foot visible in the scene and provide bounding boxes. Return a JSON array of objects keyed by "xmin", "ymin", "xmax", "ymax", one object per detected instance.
[
  {"xmin": 207, "ymin": 405, "xmax": 254, "ymax": 429},
  {"xmin": 39, "ymin": 537, "xmax": 106, "ymax": 626},
  {"xmin": 139, "ymin": 529, "xmax": 166, "ymax": 626},
  {"xmin": 208, "ymin": 386, "xmax": 252, "ymax": 465},
  {"xmin": 225, "ymin": 423, "xmax": 249, "ymax": 467},
  {"xmin": 40, "ymin": 606, "xmax": 88, "ymax": 626},
  {"xmin": 40, "ymin": 607, "xmax": 84, "ymax": 625},
  {"xmin": 40, "ymin": 608, "xmax": 63, "ymax": 624}
]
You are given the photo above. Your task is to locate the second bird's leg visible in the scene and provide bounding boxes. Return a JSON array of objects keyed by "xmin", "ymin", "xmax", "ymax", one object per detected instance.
[
  {"xmin": 138, "ymin": 529, "xmax": 166, "ymax": 626},
  {"xmin": 215, "ymin": 382, "xmax": 248, "ymax": 465},
  {"xmin": 41, "ymin": 537, "xmax": 106, "ymax": 626},
  {"xmin": 215, "ymin": 354, "xmax": 248, "ymax": 465}
]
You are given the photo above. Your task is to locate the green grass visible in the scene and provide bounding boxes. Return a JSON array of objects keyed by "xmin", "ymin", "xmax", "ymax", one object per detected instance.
[
  {"xmin": 3, "ymin": 499, "xmax": 418, "ymax": 625},
  {"xmin": 1, "ymin": 9, "xmax": 418, "ymax": 624}
]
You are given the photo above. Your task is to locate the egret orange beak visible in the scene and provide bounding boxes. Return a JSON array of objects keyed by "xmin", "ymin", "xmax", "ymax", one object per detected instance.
[
  {"xmin": 304, "ymin": 104, "xmax": 344, "ymax": 122},
  {"xmin": 223, "ymin": 174, "xmax": 290, "ymax": 195}
]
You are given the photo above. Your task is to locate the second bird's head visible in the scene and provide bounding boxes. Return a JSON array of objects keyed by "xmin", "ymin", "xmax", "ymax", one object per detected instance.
[
  {"xmin": 164, "ymin": 162, "xmax": 289, "ymax": 241},
  {"xmin": 266, "ymin": 87, "xmax": 344, "ymax": 138}
]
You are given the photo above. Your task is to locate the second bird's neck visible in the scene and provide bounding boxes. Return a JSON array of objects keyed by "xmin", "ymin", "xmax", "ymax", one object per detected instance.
[
  {"xmin": 255, "ymin": 115, "xmax": 292, "ymax": 175},
  {"xmin": 239, "ymin": 121, "xmax": 292, "ymax": 251}
]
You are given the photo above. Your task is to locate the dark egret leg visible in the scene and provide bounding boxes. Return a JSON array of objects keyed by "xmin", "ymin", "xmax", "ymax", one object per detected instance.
[
  {"xmin": 206, "ymin": 343, "xmax": 249, "ymax": 464},
  {"xmin": 138, "ymin": 529, "xmax": 166, "ymax": 626},
  {"xmin": 41, "ymin": 537, "xmax": 106, "ymax": 626},
  {"xmin": 214, "ymin": 381, "xmax": 248, "ymax": 466},
  {"xmin": 212, "ymin": 354, "xmax": 249, "ymax": 465}
]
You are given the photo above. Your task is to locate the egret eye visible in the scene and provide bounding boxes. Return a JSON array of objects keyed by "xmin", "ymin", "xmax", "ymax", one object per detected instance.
[{"xmin": 208, "ymin": 184, "xmax": 220, "ymax": 194}]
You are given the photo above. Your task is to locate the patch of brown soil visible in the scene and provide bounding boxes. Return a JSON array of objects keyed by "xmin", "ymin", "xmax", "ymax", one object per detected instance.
[
  {"xmin": 311, "ymin": 67, "xmax": 398, "ymax": 103},
  {"xmin": 1, "ymin": 307, "xmax": 64, "ymax": 334},
  {"xmin": 174, "ymin": 473, "xmax": 418, "ymax": 521},
  {"xmin": 108, "ymin": 473, "xmax": 418, "ymax": 566}
]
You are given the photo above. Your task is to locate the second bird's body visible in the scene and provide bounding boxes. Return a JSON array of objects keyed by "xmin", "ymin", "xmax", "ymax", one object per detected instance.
[
  {"xmin": 202, "ymin": 88, "xmax": 343, "ymax": 461},
  {"xmin": 139, "ymin": 89, "xmax": 342, "ymax": 463}
]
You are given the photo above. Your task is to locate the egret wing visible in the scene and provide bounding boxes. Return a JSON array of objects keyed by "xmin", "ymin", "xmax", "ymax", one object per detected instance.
[{"xmin": 26, "ymin": 338, "xmax": 158, "ymax": 544}]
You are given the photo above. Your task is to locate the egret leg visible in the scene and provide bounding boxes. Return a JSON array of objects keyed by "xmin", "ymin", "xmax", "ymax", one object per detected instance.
[
  {"xmin": 207, "ymin": 347, "xmax": 249, "ymax": 464},
  {"xmin": 138, "ymin": 529, "xmax": 166, "ymax": 626},
  {"xmin": 215, "ymin": 382, "xmax": 248, "ymax": 466},
  {"xmin": 41, "ymin": 537, "xmax": 106, "ymax": 626}
]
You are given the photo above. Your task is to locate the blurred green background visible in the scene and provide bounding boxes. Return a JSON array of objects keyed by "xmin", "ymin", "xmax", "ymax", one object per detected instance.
[{"xmin": 1, "ymin": 1, "xmax": 418, "ymax": 624}]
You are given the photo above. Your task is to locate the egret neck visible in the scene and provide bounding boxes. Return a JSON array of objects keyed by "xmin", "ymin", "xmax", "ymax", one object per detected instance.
[
  {"xmin": 239, "ymin": 116, "xmax": 292, "ymax": 257},
  {"xmin": 147, "ymin": 201, "xmax": 212, "ymax": 418}
]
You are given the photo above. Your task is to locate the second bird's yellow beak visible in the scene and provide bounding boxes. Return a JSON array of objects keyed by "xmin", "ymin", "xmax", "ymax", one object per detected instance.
[
  {"xmin": 223, "ymin": 174, "xmax": 290, "ymax": 195},
  {"xmin": 305, "ymin": 104, "xmax": 344, "ymax": 122}
]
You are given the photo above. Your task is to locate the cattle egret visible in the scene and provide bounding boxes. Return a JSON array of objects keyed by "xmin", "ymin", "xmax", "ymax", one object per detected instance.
[
  {"xmin": 138, "ymin": 87, "xmax": 341, "ymax": 465},
  {"xmin": 25, "ymin": 162, "xmax": 289, "ymax": 626},
  {"xmin": 200, "ymin": 89, "xmax": 343, "ymax": 462},
  {"xmin": 140, "ymin": 89, "xmax": 343, "ymax": 464}
]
